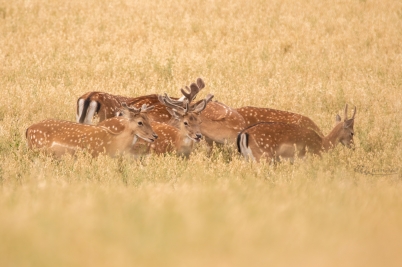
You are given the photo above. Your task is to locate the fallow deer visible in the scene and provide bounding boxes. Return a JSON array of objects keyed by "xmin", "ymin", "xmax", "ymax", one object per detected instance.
[
  {"xmin": 27, "ymin": 104, "xmax": 157, "ymax": 158},
  {"xmin": 236, "ymin": 106, "xmax": 323, "ymax": 136},
  {"xmin": 237, "ymin": 105, "xmax": 356, "ymax": 162},
  {"xmin": 129, "ymin": 93, "xmax": 213, "ymax": 158}
]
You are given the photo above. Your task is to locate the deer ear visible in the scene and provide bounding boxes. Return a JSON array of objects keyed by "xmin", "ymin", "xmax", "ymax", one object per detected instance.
[
  {"xmin": 192, "ymin": 100, "xmax": 206, "ymax": 114},
  {"xmin": 189, "ymin": 83, "xmax": 200, "ymax": 101},
  {"xmin": 117, "ymin": 106, "xmax": 128, "ymax": 117},
  {"xmin": 336, "ymin": 114, "xmax": 341, "ymax": 123}
]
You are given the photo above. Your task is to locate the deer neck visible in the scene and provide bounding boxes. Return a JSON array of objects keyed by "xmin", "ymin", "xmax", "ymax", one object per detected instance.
[
  {"xmin": 322, "ymin": 123, "xmax": 343, "ymax": 151},
  {"xmin": 179, "ymin": 127, "xmax": 194, "ymax": 148},
  {"xmin": 167, "ymin": 119, "xmax": 195, "ymax": 154},
  {"xmin": 106, "ymin": 128, "xmax": 134, "ymax": 154},
  {"xmin": 132, "ymin": 135, "xmax": 139, "ymax": 146}
]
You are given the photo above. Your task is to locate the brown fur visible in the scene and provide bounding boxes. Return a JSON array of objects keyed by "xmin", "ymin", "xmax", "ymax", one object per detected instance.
[
  {"xmin": 237, "ymin": 105, "xmax": 356, "ymax": 162},
  {"xmin": 27, "ymin": 107, "xmax": 157, "ymax": 158},
  {"xmin": 200, "ymin": 101, "xmax": 246, "ymax": 145},
  {"xmin": 76, "ymin": 78, "xmax": 246, "ymax": 146},
  {"xmin": 236, "ymin": 106, "xmax": 323, "ymax": 136},
  {"xmin": 77, "ymin": 93, "xmax": 172, "ymax": 124},
  {"xmin": 137, "ymin": 118, "xmax": 202, "ymax": 158}
]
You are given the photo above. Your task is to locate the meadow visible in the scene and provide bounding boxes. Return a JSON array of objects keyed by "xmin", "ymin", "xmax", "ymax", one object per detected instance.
[{"xmin": 1, "ymin": 0, "xmax": 402, "ymax": 266}]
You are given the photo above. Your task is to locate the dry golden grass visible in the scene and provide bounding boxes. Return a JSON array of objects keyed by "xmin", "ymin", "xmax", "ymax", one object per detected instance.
[{"xmin": 1, "ymin": 0, "xmax": 402, "ymax": 266}]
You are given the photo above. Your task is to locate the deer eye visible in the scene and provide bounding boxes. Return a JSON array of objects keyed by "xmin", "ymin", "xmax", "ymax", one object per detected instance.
[
  {"xmin": 184, "ymin": 121, "xmax": 189, "ymax": 126},
  {"xmin": 138, "ymin": 121, "xmax": 143, "ymax": 126}
]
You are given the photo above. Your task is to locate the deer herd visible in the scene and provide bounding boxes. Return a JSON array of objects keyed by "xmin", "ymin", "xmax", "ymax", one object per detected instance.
[{"xmin": 26, "ymin": 78, "xmax": 356, "ymax": 163}]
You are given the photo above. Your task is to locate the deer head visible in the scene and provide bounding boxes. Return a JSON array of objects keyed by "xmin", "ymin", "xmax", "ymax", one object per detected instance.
[
  {"xmin": 334, "ymin": 104, "xmax": 356, "ymax": 149},
  {"xmin": 158, "ymin": 93, "xmax": 213, "ymax": 142},
  {"xmin": 113, "ymin": 102, "xmax": 158, "ymax": 142}
]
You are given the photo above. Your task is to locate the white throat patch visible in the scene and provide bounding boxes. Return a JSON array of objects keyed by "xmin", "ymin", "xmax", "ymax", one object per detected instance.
[{"xmin": 132, "ymin": 135, "xmax": 138, "ymax": 145}]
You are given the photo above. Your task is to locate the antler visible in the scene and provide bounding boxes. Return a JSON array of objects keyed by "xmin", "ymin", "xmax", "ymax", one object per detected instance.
[
  {"xmin": 181, "ymin": 83, "xmax": 199, "ymax": 103},
  {"xmin": 350, "ymin": 106, "xmax": 356, "ymax": 120},
  {"xmin": 344, "ymin": 104, "xmax": 349, "ymax": 121},
  {"xmin": 158, "ymin": 93, "xmax": 182, "ymax": 107},
  {"xmin": 342, "ymin": 104, "xmax": 357, "ymax": 129},
  {"xmin": 161, "ymin": 77, "xmax": 206, "ymax": 106},
  {"xmin": 158, "ymin": 94, "xmax": 189, "ymax": 116},
  {"xmin": 180, "ymin": 77, "xmax": 205, "ymax": 103},
  {"xmin": 196, "ymin": 77, "xmax": 205, "ymax": 90},
  {"xmin": 343, "ymin": 104, "xmax": 356, "ymax": 121}
]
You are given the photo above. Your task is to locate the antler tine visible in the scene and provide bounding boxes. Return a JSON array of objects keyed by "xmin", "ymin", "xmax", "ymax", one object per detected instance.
[
  {"xmin": 344, "ymin": 104, "xmax": 349, "ymax": 121},
  {"xmin": 204, "ymin": 93, "xmax": 214, "ymax": 104},
  {"xmin": 180, "ymin": 82, "xmax": 200, "ymax": 103},
  {"xmin": 180, "ymin": 87, "xmax": 192, "ymax": 102},
  {"xmin": 351, "ymin": 106, "xmax": 356, "ymax": 120},
  {"xmin": 196, "ymin": 78, "xmax": 205, "ymax": 90},
  {"xmin": 158, "ymin": 94, "xmax": 177, "ymax": 108},
  {"xmin": 189, "ymin": 83, "xmax": 201, "ymax": 101},
  {"xmin": 183, "ymin": 98, "xmax": 189, "ymax": 114},
  {"xmin": 163, "ymin": 93, "xmax": 185, "ymax": 109},
  {"xmin": 162, "ymin": 92, "xmax": 184, "ymax": 106},
  {"xmin": 159, "ymin": 94, "xmax": 187, "ymax": 115},
  {"xmin": 164, "ymin": 93, "xmax": 179, "ymax": 104}
]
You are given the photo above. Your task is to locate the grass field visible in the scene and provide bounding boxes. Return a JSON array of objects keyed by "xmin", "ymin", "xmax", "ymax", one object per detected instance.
[{"xmin": 1, "ymin": 0, "xmax": 402, "ymax": 266}]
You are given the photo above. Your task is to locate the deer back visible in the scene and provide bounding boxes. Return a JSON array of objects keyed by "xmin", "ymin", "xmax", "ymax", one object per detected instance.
[
  {"xmin": 237, "ymin": 105, "xmax": 357, "ymax": 162},
  {"xmin": 198, "ymin": 101, "xmax": 246, "ymax": 144},
  {"xmin": 236, "ymin": 106, "xmax": 323, "ymax": 136},
  {"xmin": 27, "ymin": 119, "xmax": 126, "ymax": 157},
  {"xmin": 125, "ymin": 94, "xmax": 174, "ymax": 123},
  {"xmin": 77, "ymin": 92, "xmax": 133, "ymax": 123}
]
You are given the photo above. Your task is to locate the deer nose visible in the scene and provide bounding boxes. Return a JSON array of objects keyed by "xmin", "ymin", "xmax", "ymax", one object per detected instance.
[
  {"xmin": 153, "ymin": 133, "xmax": 158, "ymax": 139},
  {"xmin": 196, "ymin": 133, "xmax": 202, "ymax": 139}
]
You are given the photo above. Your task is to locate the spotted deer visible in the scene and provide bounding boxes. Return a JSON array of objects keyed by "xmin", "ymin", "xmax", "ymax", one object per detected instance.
[
  {"xmin": 26, "ymin": 104, "xmax": 157, "ymax": 158},
  {"xmin": 129, "ymin": 93, "xmax": 213, "ymax": 158},
  {"xmin": 236, "ymin": 106, "xmax": 323, "ymax": 136},
  {"xmin": 76, "ymin": 78, "xmax": 246, "ymax": 145},
  {"xmin": 237, "ymin": 105, "xmax": 356, "ymax": 162}
]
